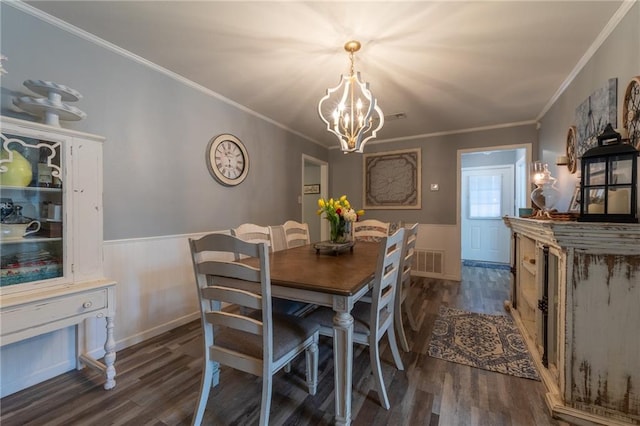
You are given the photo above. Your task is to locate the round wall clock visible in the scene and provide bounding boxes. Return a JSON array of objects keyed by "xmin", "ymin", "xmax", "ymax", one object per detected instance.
[
  {"xmin": 622, "ymin": 76, "xmax": 640, "ymax": 149},
  {"xmin": 565, "ymin": 125, "xmax": 578, "ymax": 174},
  {"xmin": 206, "ymin": 134, "xmax": 249, "ymax": 186}
]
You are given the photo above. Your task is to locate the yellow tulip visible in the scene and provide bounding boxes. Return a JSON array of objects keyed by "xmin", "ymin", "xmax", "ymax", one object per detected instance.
[
  {"xmin": 317, "ymin": 209, "xmax": 323, "ymax": 215},
  {"xmin": 339, "ymin": 195, "xmax": 347, "ymax": 202},
  {"xmin": 356, "ymin": 209, "xmax": 365, "ymax": 216},
  {"xmin": 318, "ymin": 199, "xmax": 325, "ymax": 208},
  {"xmin": 329, "ymin": 198, "xmax": 334, "ymax": 206}
]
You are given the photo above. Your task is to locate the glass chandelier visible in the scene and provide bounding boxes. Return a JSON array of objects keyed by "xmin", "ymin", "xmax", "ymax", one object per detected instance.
[{"xmin": 317, "ymin": 40, "xmax": 383, "ymax": 153}]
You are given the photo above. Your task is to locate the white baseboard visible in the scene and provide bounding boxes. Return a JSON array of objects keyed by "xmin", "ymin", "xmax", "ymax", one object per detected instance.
[
  {"xmin": 119, "ymin": 312, "xmax": 199, "ymax": 352},
  {"xmin": 1, "ymin": 359, "xmax": 75, "ymax": 398}
]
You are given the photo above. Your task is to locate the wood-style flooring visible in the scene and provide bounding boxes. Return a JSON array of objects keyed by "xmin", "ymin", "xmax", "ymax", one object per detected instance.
[{"xmin": 0, "ymin": 266, "xmax": 561, "ymax": 425}]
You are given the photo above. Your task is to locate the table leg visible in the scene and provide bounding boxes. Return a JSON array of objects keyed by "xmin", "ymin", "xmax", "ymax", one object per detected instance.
[
  {"xmin": 333, "ymin": 310, "xmax": 354, "ymax": 426},
  {"xmin": 103, "ymin": 315, "xmax": 117, "ymax": 390}
]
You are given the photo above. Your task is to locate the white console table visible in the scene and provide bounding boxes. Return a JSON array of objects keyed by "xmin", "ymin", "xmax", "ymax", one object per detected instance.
[{"xmin": 0, "ymin": 280, "xmax": 117, "ymax": 390}]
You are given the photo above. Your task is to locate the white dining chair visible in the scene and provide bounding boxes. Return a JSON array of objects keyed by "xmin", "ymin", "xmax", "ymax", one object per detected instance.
[
  {"xmin": 395, "ymin": 223, "xmax": 419, "ymax": 352},
  {"xmin": 306, "ymin": 228, "xmax": 405, "ymax": 409},
  {"xmin": 188, "ymin": 233, "xmax": 319, "ymax": 426},
  {"xmin": 282, "ymin": 220, "xmax": 310, "ymax": 248},
  {"xmin": 231, "ymin": 223, "xmax": 273, "ymax": 257},
  {"xmin": 267, "ymin": 225, "xmax": 288, "ymax": 252},
  {"xmin": 233, "ymin": 222, "xmax": 311, "ymax": 317},
  {"xmin": 353, "ymin": 219, "xmax": 390, "ymax": 242}
]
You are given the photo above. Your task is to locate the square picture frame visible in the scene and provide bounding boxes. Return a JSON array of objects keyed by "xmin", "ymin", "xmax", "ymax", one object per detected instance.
[{"xmin": 363, "ymin": 148, "xmax": 421, "ymax": 209}]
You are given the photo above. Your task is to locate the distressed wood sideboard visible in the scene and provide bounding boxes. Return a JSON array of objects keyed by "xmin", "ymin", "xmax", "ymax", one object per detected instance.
[
  {"xmin": 503, "ymin": 217, "xmax": 639, "ymax": 426},
  {"xmin": 0, "ymin": 280, "xmax": 117, "ymax": 389}
]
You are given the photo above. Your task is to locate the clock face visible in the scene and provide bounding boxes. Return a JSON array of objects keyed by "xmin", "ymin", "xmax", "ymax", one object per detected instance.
[
  {"xmin": 566, "ymin": 126, "xmax": 577, "ymax": 174},
  {"xmin": 206, "ymin": 134, "xmax": 249, "ymax": 186}
]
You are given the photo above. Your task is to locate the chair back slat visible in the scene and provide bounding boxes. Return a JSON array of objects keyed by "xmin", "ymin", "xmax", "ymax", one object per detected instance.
[
  {"xmin": 209, "ymin": 346, "xmax": 263, "ymax": 377},
  {"xmin": 202, "ymin": 285, "xmax": 262, "ymax": 310},
  {"xmin": 198, "ymin": 261, "xmax": 262, "ymax": 284},
  {"xmin": 205, "ymin": 311, "xmax": 263, "ymax": 335},
  {"xmin": 353, "ymin": 219, "xmax": 390, "ymax": 242}
]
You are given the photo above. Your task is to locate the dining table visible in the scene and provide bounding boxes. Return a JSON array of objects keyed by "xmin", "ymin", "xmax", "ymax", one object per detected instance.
[{"xmin": 240, "ymin": 241, "xmax": 381, "ymax": 426}]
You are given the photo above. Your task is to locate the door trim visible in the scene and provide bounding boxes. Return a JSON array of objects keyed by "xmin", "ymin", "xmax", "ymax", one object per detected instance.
[{"xmin": 301, "ymin": 154, "xmax": 329, "ymax": 241}]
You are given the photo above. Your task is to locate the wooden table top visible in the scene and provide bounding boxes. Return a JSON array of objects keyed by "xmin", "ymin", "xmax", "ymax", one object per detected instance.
[{"xmin": 241, "ymin": 241, "xmax": 381, "ymax": 296}]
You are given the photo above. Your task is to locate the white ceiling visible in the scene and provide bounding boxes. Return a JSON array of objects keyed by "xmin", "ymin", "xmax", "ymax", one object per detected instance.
[{"xmin": 26, "ymin": 1, "xmax": 626, "ymax": 148}]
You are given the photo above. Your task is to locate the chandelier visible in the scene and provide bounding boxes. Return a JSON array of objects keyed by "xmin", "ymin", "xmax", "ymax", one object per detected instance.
[{"xmin": 318, "ymin": 40, "xmax": 384, "ymax": 153}]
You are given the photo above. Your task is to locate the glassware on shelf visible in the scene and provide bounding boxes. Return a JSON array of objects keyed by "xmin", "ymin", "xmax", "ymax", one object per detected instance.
[
  {"xmin": 0, "ymin": 205, "xmax": 41, "ymax": 241},
  {"xmin": 530, "ymin": 162, "xmax": 560, "ymax": 218}
]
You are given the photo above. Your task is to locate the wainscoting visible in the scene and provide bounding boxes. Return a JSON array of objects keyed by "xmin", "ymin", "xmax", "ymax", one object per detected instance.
[{"xmin": 0, "ymin": 223, "xmax": 460, "ymax": 397}]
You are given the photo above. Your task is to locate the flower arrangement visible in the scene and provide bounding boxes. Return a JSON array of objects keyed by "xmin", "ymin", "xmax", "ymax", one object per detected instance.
[{"xmin": 317, "ymin": 195, "xmax": 364, "ymax": 243}]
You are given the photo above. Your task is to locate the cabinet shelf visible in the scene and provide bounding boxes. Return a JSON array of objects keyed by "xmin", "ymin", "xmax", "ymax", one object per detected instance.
[
  {"xmin": 1, "ymin": 185, "xmax": 62, "ymax": 193},
  {"xmin": 0, "ymin": 237, "xmax": 62, "ymax": 245}
]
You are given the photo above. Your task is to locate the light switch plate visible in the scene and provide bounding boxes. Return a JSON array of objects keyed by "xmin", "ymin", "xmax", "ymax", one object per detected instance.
[{"xmin": 430, "ymin": 184, "xmax": 439, "ymax": 191}]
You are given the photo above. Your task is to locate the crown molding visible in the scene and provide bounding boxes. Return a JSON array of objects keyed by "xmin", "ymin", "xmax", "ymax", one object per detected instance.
[
  {"xmin": 537, "ymin": 0, "xmax": 637, "ymax": 121},
  {"xmin": 6, "ymin": 1, "xmax": 326, "ymax": 149}
]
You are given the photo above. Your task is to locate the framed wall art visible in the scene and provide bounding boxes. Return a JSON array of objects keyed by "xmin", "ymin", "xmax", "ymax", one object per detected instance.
[
  {"xmin": 363, "ymin": 148, "xmax": 421, "ymax": 209},
  {"xmin": 303, "ymin": 184, "xmax": 320, "ymax": 194},
  {"xmin": 575, "ymin": 78, "xmax": 617, "ymax": 158}
]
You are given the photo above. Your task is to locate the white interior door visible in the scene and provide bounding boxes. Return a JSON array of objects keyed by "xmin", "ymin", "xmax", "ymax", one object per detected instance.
[
  {"xmin": 461, "ymin": 165, "xmax": 514, "ymax": 263},
  {"xmin": 302, "ymin": 155, "xmax": 328, "ymax": 243}
]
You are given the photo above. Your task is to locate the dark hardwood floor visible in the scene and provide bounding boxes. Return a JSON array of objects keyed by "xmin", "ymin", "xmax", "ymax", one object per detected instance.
[{"xmin": 1, "ymin": 266, "xmax": 561, "ymax": 425}]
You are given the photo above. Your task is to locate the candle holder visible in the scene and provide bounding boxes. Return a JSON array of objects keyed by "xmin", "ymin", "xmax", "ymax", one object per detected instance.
[{"xmin": 530, "ymin": 162, "xmax": 560, "ymax": 218}]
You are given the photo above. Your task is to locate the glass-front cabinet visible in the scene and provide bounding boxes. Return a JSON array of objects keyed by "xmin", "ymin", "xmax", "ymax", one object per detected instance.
[
  {"xmin": 1, "ymin": 132, "xmax": 67, "ymax": 289},
  {"xmin": 1, "ymin": 116, "xmax": 106, "ymax": 294},
  {"xmin": 1, "ymin": 116, "xmax": 116, "ymax": 392}
]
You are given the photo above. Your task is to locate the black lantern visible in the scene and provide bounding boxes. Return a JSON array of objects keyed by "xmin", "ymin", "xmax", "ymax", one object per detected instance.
[{"xmin": 578, "ymin": 124, "xmax": 638, "ymax": 223}]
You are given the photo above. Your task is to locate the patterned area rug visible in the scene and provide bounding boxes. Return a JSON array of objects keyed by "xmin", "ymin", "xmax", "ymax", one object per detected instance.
[{"xmin": 428, "ymin": 306, "xmax": 540, "ymax": 380}]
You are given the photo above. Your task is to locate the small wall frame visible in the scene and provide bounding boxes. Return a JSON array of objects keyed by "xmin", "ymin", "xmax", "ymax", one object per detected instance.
[{"xmin": 303, "ymin": 184, "xmax": 320, "ymax": 194}]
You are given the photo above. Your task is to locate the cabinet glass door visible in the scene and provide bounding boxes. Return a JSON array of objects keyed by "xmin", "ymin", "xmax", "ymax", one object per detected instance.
[{"xmin": 1, "ymin": 131, "xmax": 65, "ymax": 289}]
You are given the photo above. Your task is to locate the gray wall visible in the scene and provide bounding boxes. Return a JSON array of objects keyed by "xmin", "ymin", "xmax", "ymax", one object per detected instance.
[
  {"xmin": 538, "ymin": 3, "xmax": 639, "ymax": 210},
  {"xmin": 329, "ymin": 124, "xmax": 538, "ymax": 225},
  {"xmin": 0, "ymin": 3, "xmax": 328, "ymax": 240},
  {"xmin": 328, "ymin": 3, "xmax": 639, "ymax": 222}
]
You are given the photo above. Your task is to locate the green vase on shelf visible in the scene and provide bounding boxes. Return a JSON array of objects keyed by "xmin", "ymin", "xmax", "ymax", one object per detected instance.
[{"xmin": 0, "ymin": 149, "xmax": 33, "ymax": 187}]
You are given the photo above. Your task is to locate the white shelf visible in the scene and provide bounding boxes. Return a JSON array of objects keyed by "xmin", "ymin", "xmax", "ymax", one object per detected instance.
[
  {"xmin": 1, "ymin": 185, "xmax": 62, "ymax": 193},
  {"xmin": 0, "ymin": 237, "xmax": 62, "ymax": 245}
]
